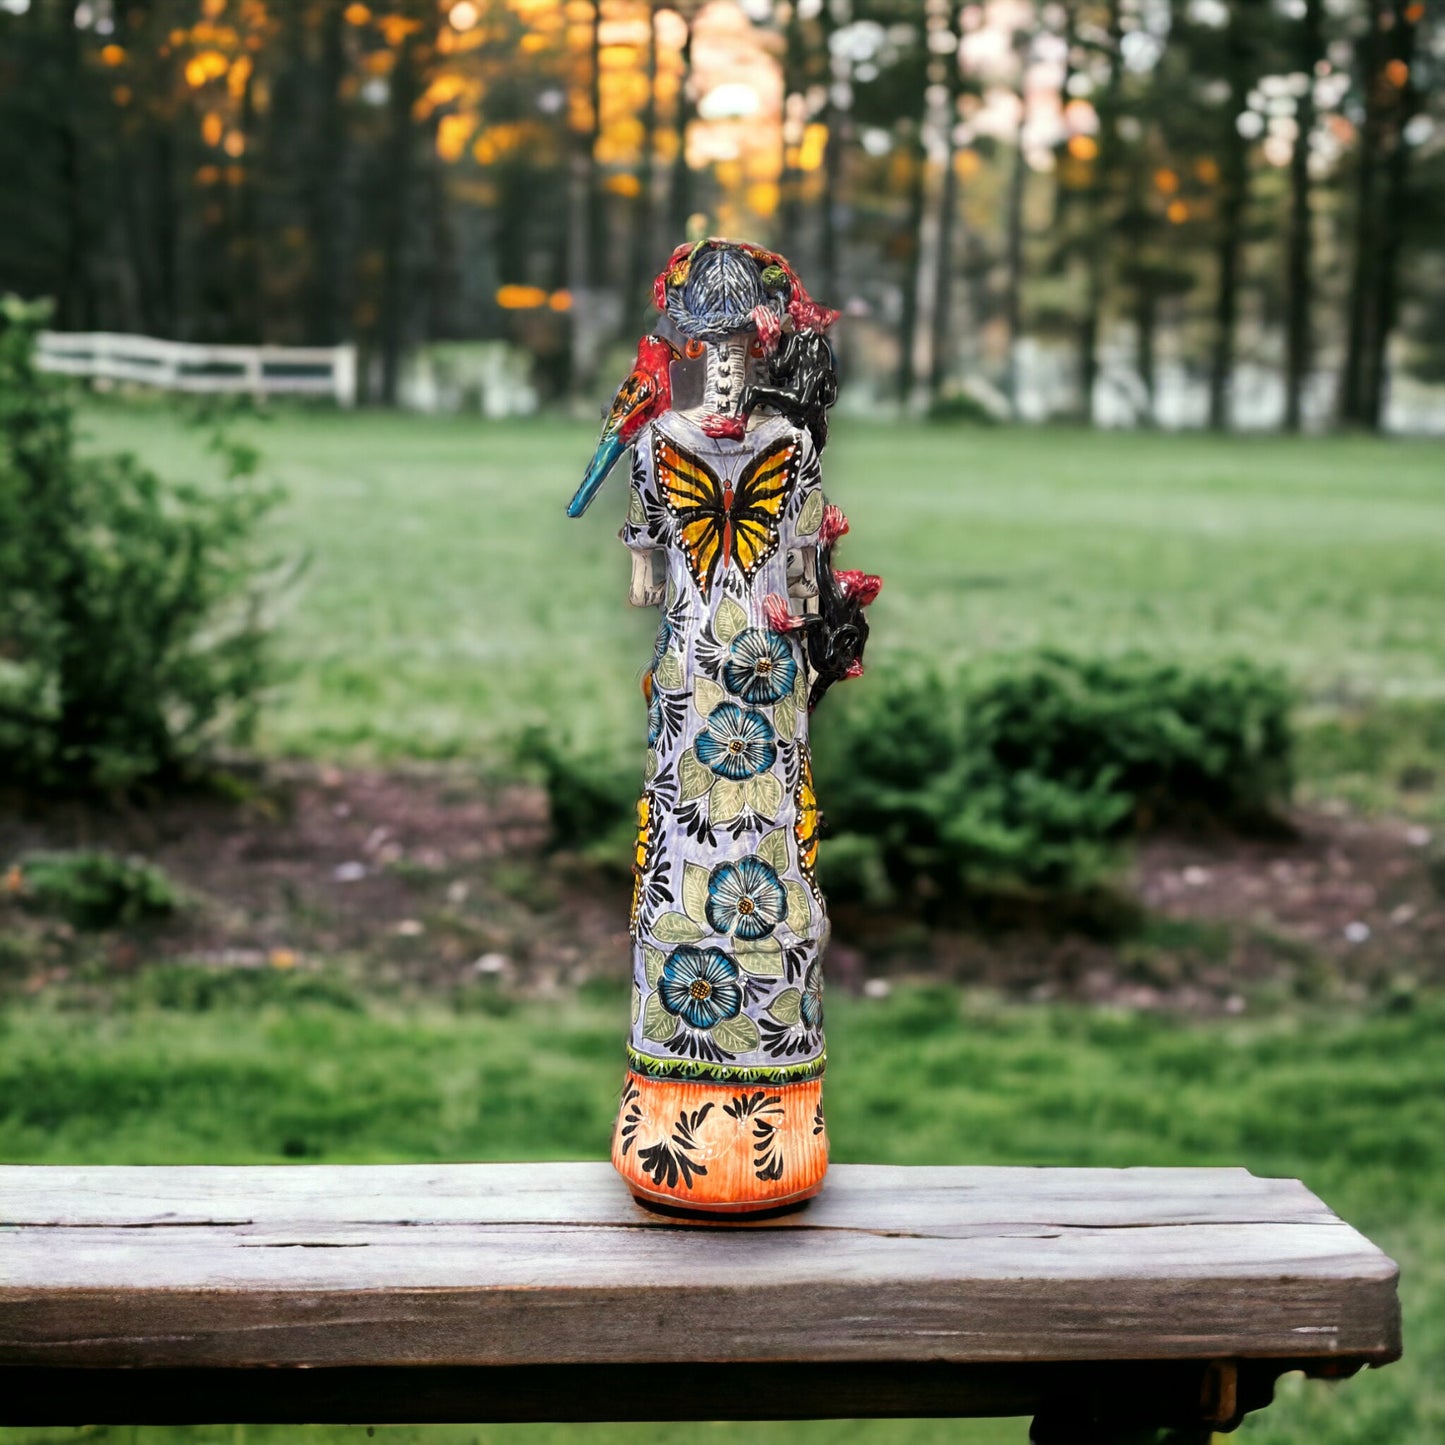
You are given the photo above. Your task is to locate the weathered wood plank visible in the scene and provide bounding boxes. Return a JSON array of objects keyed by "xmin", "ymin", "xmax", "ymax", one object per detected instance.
[
  {"xmin": 0, "ymin": 1163, "xmax": 1400, "ymax": 1377},
  {"xmin": 2, "ymin": 1162, "xmax": 1339, "ymax": 1229}
]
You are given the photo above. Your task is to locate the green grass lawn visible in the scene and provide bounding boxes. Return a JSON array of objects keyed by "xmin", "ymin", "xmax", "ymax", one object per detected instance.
[
  {"xmin": 75, "ymin": 403, "xmax": 1445, "ymax": 765},
  {"xmin": 1, "ymin": 974, "xmax": 1440, "ymax": 1445}
]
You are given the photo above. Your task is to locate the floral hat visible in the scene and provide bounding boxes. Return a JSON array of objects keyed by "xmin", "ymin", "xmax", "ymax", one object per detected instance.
[{"xmin": 652, "ymin": 238, "xmax": 839, "ymax": 351}]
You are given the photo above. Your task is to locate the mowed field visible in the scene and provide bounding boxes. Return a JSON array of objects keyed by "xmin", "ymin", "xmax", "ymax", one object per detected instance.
[{"xmin": 77, "ymin": 403, "xmax": 1445, "ymax": 761}]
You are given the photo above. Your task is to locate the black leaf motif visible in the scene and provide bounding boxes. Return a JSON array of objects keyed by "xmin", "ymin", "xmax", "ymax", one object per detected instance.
[
  {"xmin": 618, "ymin": 1084, "xmax": 644, "ymax": 1158},
  {"xmin": 637, "ymin": 1102, "xmax": 715, "ymax": 1191}
]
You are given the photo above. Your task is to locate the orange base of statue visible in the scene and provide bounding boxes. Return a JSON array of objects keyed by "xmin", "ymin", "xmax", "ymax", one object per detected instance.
[{"xmin": 611, "ymin": 1070, "xmax": 828, "ymax": 1216}]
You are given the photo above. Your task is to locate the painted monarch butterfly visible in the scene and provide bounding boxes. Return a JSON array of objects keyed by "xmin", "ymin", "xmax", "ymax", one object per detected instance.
[{"xmin": 655, "ymin": 432, "xmax": 798, "ymax": 599}]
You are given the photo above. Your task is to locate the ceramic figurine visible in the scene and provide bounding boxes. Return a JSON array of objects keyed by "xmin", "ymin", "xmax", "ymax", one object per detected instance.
[{"xmin": 568, "ymin": 239, "xmax": 879, "ymax": 1216}]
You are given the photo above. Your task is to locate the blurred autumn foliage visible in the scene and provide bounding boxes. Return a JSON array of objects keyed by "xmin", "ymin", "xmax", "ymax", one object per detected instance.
[{"xmin": 0, "ymin": 0, "xmax": 1440, "ymax": 426}]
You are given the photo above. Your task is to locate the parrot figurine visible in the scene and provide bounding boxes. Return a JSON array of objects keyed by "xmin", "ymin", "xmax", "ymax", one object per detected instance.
[{"xmin": 566, "ymin": 334, "xmax": 677, "ymax": 518}]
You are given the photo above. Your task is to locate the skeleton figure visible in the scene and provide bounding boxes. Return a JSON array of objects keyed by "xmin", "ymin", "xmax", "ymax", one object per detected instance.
[{"xmin": 568, "ymin": 238, "xmax": 879, "ymax": 1216}]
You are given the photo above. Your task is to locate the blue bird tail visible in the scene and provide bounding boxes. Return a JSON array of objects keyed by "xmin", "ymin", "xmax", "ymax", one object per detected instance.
[{"xmin": 566, "ymin": 433, "xmax": 625, "ymax": 518}]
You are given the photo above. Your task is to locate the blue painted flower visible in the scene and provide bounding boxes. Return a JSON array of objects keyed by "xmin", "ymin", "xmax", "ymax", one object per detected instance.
[
  {"xmin": 695, "ymin": 702, "xmax": 776, "ymax": 781},
  {"xmin": 707, "ymin": 855, "xmax": 786, "ymax": 941},
  {"xmin": 658, "ymin": 946, "xmax": 743, "ymax": 1030},
  {"xmin": 647, "ymin": 691, "xmax": 663, "ymax": 745},
  {"xmin": 801, "ymin": 961, "xmax": 824, "ymax": 1029},
  {"xmin": 723, "ymin": 628, "xmax": 797, "ymax": 705}
]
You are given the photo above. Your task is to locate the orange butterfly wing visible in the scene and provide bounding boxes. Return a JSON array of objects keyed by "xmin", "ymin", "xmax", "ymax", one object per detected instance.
[
  {"xmin": 729, "ymin": 436, "xmax": 798, "ymax": 579},
  {"xmin": 655, "ymin": 434, "xmax": 727, "ymax": 596}
]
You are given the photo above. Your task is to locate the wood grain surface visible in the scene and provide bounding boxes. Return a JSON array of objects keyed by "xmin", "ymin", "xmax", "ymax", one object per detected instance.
[{"xmin": 0, "ymin": 1163, "xmax": 1400, "ymax": 1377}]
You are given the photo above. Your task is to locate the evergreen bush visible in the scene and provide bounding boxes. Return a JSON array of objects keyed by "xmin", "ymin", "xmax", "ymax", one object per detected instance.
[
  {"xmin": 12, "ymin": 850, "xmax": 181, "ymax": 931},
  {"xmin": 814, "ymin": 651, "xmax": 1294, "ymax": 902},
  {"xmin": 0, "ymin": 297, "xmax": 282, "ymax": 792},
  {"xmin": 531, "ymin": 650, "xmax": 1295, "ymax": 906}
]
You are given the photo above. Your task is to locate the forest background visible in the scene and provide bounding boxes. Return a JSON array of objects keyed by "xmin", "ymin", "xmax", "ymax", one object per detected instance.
[
  {"xmin": 1, "ymin": 3, "xmax": 1444, "ymax": 1444},
  {"xmin": 1, "ymin": 0, "xmax": 1442, "ymax": 429}
]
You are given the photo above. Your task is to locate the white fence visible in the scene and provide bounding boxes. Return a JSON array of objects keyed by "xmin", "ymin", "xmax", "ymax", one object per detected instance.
[{"xmin": 35, "ymin": 331, "xmax": 356, "ymax": 406}]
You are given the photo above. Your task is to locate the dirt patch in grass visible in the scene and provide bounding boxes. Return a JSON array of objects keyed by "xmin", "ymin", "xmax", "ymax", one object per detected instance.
[{"xmin": 2, "ymin": 766, "xmax": 1440, "ymax": 1015}]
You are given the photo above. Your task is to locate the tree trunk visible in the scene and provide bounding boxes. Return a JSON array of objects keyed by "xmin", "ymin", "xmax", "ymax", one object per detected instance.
[
  {"xmin": 928, "ymin": 2, "xmax": 967, "ymax": 402},
  {"xmin": 928, "ymin": 127, "xmax": 959, "ymax": 401},
  {"xmin": 151, "ymin": 124, "xmax": 181, "ymax": 338},
  {"xmin": 1282, "ymin": 0, "xmax": 1322, "ymax": 432},
  {"xmin": 1207, "ymin": 0, "xmax": 1260, "ymax": 433},
  {"xmin": 817, "ymin": 0, "xmax": 850, "ymax": 304},
  {"xmin": 53, "ymin": 2, "xmax": 92, "ymax": 331},
  {"xmin": 1339, "ymin": 0, "xmax": 1384, "ymax": 426},
  {"xmin": 231, "ymin": 67, "xmax": 263, "ymax": 342},
  {"xmin": 378, "ymin": 31, "xmax": 420, "ymax": 406},
  {"xmin": 1003, "ymin": 27, "xmax": 1030, "ymax": 417},
  {"xmin": 1051, "ymin": 0, "xmax": 1079, "ymax": 228},
  {"xmin": 626, "ymin": 4, "xmax": 660, "ymax": 328},
  {"xmin": 1078, "ymin": 0, "xmax": 1122, "ymax": 425},
  {"xmin": 586, "ymin": 0, "xmax": 608, "ymax": 314},
  {"xmin": 307, "ymin": 0, "xmax": 351, "ymax": 347},
  {"xmin": 1362, "ymin": 0, "xmax": 1420, "ymax": 430},
  {"xmin": 896, "ymin": 127, "xmax": 927, "ymax": 407},
  {"xmin": 426, "ymin": 120, "xmax": 456, "ymax": 342},
  {"xmin": 668, "ymin": 20, "xmax": 696, "ymax": 239},
  {"xmin": 1135, "ymin": 290, "xmax": 1157, "ymax": 427},
  {"xmin": 779, "ymin": 2, "xmax": 805, "ymax": 253}
]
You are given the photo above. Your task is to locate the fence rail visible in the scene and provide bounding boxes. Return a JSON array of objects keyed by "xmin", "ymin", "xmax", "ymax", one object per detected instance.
[{"xmin": 35, "ymin": 331, "xmax": 356, "ymax": 406}]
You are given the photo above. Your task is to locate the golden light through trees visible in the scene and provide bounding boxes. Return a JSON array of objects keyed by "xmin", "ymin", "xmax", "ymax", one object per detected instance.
[
  {"xmin": 396, "ymin": 1, "xmax": 788, "ymax": 237},
  {"xmin": 5, "ymin": 0, "xmax": 1438, "ymax": 430}
]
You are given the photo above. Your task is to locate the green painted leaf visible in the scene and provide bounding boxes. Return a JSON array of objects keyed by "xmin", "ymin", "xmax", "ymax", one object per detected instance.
[
  {"xmin": 655, "ymin": 650, "xmax": 683, "ymax": 690},
  {"xmin": 773, "ymin": 693, "xmax": 797, "ymax": 744},
  {"xmin": 653, "ymin": 911, "xmax": 705, "ymax": 944},
  {"xmin": 682, "ymin": 861, "xmax": 710, "ymax": 925},
  {"xmin": 737, "ymin": 936, "xmax": 784, "ymax": 976},
  {"xmin": 679, "ymin": 748, "xmax": 712, "ymax": 800},
  {"xmin": 643, "ymin": 748, "xmax": 658, "ymax": 784},
  {"xmin": 631, "ymin": 985, "xmax": 642, "ymax": 1024},
  {"xmin": 665, "ymin": 577, "xmax": 678, "ymax": 609},
  {"xmin": 797, "ymin": 489, "xmax": 824, "ymax": 537},
  {"xmin": 643, "ymin": 992, "xmax": 678, "ymax": 1042},
  {"xmin": 643, "ymin": 946, "xmax": 667, "ymax": 987},
  {"xmin": 711, "ymin": 1012, "xmax": 760, "ymax": 1054},
  {"xmin": 710, "ymin": 776, "xmax": 747, "ymax": 823},
  {"xmin": 769, "ymin": 988, "xmax": 802, "ymax": 1026},
  {"xmin": 785, "ymin": 881, "xmax": 811, "ymax": 936},
  {"xmin": 757, "ymin": 828, "xmax": 790, "ymax": 874},
  {"xmin": 747, "ymin": 771, "xmax": 783, "ymax": 819},
  {"xmin": 714, "ymin": 596, "xmax": 748, "ymax": 645},
  {"xmin": 627, "ymin": 488, "xmax": 647, "ymax": 526},
  {"xmin": 693, "ymin": 677, "xmax": 725, "ymax": 716}
]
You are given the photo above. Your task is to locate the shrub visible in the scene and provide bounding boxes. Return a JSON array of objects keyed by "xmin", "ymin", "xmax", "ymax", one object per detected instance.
[
  {"xmin": 814, "ymin": 651, "xmax": 1294, "ymax": 902},
  {"xmin": 529, "ymin": 650, "xmax": 1295, "ymax": 908},
  {"xmin": 925, "ymin": 389, "xmax": 1000, "ymax": 426},
  {"xmin": 13, "ymin": 850, "xmax": 181, "ymax": 930},
  {"xmin": 0, "ymin": 297, "xmax": 282, "ymax": 792}
]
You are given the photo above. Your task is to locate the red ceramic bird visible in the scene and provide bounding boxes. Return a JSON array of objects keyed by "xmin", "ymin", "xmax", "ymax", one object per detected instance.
[{"xmin": 566, "ymin": 334, "xmax": 677, "ymax": 518}]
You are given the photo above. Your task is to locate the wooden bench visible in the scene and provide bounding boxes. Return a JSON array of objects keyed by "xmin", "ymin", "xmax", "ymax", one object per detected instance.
[{"xmin": 0, "ymin": 1163, "xmax": 1400, "ymax": 1442}]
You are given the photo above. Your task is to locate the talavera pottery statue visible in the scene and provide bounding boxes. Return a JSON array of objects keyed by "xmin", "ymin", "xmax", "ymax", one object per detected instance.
[{"xmin": 567, "ymin": 239, "xmax": 879, "ymax": 1217}]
